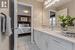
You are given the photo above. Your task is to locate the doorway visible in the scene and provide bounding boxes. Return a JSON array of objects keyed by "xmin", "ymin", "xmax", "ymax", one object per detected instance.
[{"xmin": 16, "ymin": 2, "xmax": 34, "ymax": 50}]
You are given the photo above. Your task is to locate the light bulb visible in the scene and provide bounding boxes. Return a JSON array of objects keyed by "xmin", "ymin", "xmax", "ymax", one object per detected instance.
[
  {"xmin": 24, "ymin": 10, "xmax": 29, "ymax": 13},
  {"xmin": 4, "ymin": 1, "xmax": 7, "ymax": 7},
  {"xmin": 1, "ymin": 1, "xmax": 3, "ymax": 7}
]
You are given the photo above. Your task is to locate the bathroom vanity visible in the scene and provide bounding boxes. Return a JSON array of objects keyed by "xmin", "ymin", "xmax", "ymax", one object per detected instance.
[{"xmin": 34, "ymin": 27, "xmax": 75, "ymax": 50}]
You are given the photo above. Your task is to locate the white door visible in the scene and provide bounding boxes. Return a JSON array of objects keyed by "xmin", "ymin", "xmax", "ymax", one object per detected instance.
[
  {"xmin": 34, "ymin": 30, "xmax": 48, "ymax": 50},
  {"xmin": 73, "ymin": 44, "xmax": 75, "ymax": 50},
  {"xmin": 39, "ymin": 32, "xmax": 48, "ymax": 50},
  {"xmin": 34, "ymin": 30, "xmax": 39, "ymax": 46},
  {"xmin": 34, "ymin": 30, "xmax": 41, "ymax": 48}
]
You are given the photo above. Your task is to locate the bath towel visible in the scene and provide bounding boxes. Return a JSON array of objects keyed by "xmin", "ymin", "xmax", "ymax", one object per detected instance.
[
  {"xmin": 0, "ymin": 13, "xmax": 6, "ymax": 33},
  {"xmin": 0, "ymin": 12, "xmax": 12, "ymax": 36},
  {"xmin": 2, "ymin": 15, "xmax": 6, "ymax": 33}
]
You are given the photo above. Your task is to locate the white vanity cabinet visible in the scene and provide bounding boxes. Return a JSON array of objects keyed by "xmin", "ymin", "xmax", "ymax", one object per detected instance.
[
  {"xmin": 34, "ymin": 30, "xmax": 73, "ymax": 50},
  {"xmin": 34, "ymin": 30, "xmax": 41, "ymax": 48},
  {"xmin": 39, "ymin": 32, "xmax": 48, "ymax": 50},
  {"xmin": 73, "ymin": 44, "xmax": 75, "ymax": 50},
  {"xmin": 48, "ymin": 38, "xmax": 66, "ymax": 50},
  {"xmin": 48, "ymin": 36, "xmax": 72, "ymax": 50},
  {"xmin": 34, "ymin": 30, "xmax": 48, "ymax": 50}
]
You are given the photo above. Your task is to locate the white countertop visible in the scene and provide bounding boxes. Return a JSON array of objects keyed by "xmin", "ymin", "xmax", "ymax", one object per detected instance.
[{"xmin": 34, "ymin": 27, "xmax": 75, "ymax": 44}]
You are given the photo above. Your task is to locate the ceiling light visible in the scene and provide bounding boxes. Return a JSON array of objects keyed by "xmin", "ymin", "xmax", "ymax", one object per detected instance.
[
  {"xmin": 45, "ymin": 0, "xmax": 60, "ymax": 8},
  {"xmin": 45, "ymin": 0, "xmax": 56, "ymax": 8},
  {"xmin": 24, "ymin": 10, "xmax": 29, "ymax": 13},
  {"xmin": 44, "ymin": 0, "xmax": 51, "ymax": 5}
]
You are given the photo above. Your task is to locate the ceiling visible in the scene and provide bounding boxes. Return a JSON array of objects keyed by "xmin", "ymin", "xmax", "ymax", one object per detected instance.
[
  {"xmin": 54, "ymin": 0, "xmax": 72, "ymax": 7},
  {"xmin": 36, "ymin": 0, "xmax": 72, "ymax": 2},
  {"xmin": 36, "ymin": 0, "xmax": 44, "ymax": 2},
  {"xmin": 36, "ymin": 0, "xmax": 72, "ymax": 7},
  {"xmin": 44, "ymin": 0, "xmax": 72, "ymax": 8}
]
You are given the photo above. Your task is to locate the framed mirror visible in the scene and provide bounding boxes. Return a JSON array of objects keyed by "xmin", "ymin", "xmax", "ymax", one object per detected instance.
[{"xmin": 49, "ymin": 10, "xmax": 56, "ymax": 30}]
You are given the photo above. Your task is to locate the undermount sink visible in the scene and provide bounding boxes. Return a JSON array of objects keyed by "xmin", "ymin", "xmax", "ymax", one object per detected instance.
[
  {"xmin": 55, "ymin": 30, "xmax": 75, "ymax": 38},
  {"xmin": 61, "ymin": 31, "xmax": 75, "ymax": 38}
]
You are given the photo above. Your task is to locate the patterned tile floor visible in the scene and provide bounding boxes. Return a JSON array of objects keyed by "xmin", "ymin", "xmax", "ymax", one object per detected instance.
[{"xmin": 17, "ymin": 36, "xmax": 40, "ymax": 50}]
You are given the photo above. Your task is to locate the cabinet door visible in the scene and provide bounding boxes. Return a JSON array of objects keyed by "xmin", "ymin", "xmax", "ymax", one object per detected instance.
[
  {"xmin": 39, "ymin": 32, "xmax": 48, "ymax": 50},
  {"xmin": 73, "ymin": 44, "xmax": 75, "ymax": 50},
  {"xmin": 48, "ymin": 36, "xmax": 72, "ymax": 50},
  {"xmin": 34, "ymin": 30, "xmax": 40, "ymax": 47},
  {"xmin": 34, "ymin": 30, "xmax": 44, "ymax": 49},
  {"xmin": 48, "ymin": 38, "xmax": 69, "ymax": 50},
  {"xmin": 34, "ymin": 30, "xmax": 48, "ymax": 50},
  {"xmin": 48, "ymin": 38, "xmax": 64, "ymax": 50}
]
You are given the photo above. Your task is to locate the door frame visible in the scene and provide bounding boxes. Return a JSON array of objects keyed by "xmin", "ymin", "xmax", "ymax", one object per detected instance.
[
  {"xmin": 14, "ymin": 0, "xmax": 17, "ymax": 50},
  {"xmin": 17, "ymin": 2, "xmax": 34, "ymax": 42},
  {"xmin": 14, "ymin": 1, "xmax": 34, "ymax": 50}
]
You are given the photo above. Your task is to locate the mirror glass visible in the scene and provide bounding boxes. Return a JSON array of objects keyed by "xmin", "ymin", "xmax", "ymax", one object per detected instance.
[{"xmin": 49, "ymin": 11, "xmax": 56, "ymax": 30}]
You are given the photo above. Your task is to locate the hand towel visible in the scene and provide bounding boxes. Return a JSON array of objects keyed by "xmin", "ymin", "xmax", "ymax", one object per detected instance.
[
  {"xmin": 6, "ymin": 16, "xmax": 12, "ymax": 36},
  {"xmin": 0, "ymin": 12, "xmax": 12, "ymax": 36}
]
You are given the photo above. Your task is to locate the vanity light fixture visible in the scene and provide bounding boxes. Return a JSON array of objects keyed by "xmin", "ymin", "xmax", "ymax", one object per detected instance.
[
  {"xmin": 1, "ymin": 1, "xmax": 7, "ymax": 8},
  {"xmin": 45, "ymin": 0, "xmax": 60, "ymax": 8},
  {"xmin": 24, "ymin": 10, "xmax": 29, "ymax": 13}
]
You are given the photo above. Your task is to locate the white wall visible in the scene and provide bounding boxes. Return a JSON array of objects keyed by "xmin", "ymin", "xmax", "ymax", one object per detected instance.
[{"xmin": 42, "ymin": 8, "xmax": 50, "ymax": 27}]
